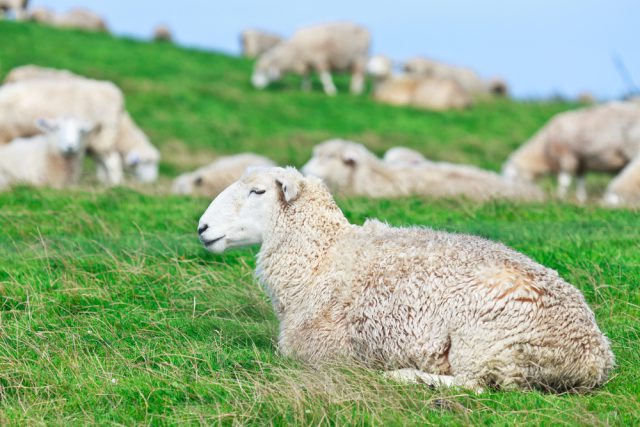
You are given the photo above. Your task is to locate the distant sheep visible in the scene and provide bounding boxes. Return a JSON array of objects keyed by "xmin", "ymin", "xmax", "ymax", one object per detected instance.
[
  {"xmin": 197, "ymin": 166, "xmax": 614, "ymax": 392},
  {"xmin": 28, "ymin": 6, "xmax": 54, "ymax": 24},
  {"xmin": 55, "ymin": 8, "xmax": 108, "ymax": 32},
  {"xmin": 0, "ymin": 117, "xmax": 94, "ymax": 190},
  {"xmin": 0, "ymin": 78, "xmax": 125, "ymax": 185},
  {"xmin": 153, "ymin": 25, "xmax": 173, "ymax": 43},
  {"xmin": 172, "ymin": 153, "xmax": 276, "ymax": 197},
  {"xmin": 503, "ymin": 101, "xmax": 640, "ymax": 201},
  {"xmin": 302, "ymin": 139, "xmax": 543, "ymax": 202},
  {"xmin": 0, "ymin": 0, "xmax": 28, "ymax": 20},
  {"xmin": 252, "ymin": 22, "xmax": 370, "ymax": 95},
  {"xmin": 240, "ymin": 29, "xmax": 282, "ymax": 58},
  {"xmin": 603, "ymin": 154, "xmax": 640, "ymax": 207}
]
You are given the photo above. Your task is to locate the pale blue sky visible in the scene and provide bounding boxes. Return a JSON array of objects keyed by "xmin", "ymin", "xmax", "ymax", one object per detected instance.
[{"xmin": 32, "ymin": 0, "xmax": 640, "ymax": 99}]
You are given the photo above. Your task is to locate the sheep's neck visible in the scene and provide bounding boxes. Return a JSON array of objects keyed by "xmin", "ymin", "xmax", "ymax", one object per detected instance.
[
  {"xmin": 45, "ymin": 147, "xmax": 78, "ymax": 187},
  {"xmin": 257, "ymin": 197, "xmax": 350, "ymax": 319}
]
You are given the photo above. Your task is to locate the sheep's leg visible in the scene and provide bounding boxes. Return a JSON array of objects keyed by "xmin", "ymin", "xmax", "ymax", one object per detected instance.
[
  {"xmin": 385, "ymin": 369, "xmax": 484, "ymax": 393},
  {"xmin": 557, "ymin": 172, "xmax": 572, "ymax": 199},
  {"xmin": 300, "ymin": 74, "xmax": 312, "ymax": 92},
  {"xmin": 575, "ymin": 175, "xmax": 588, "ymax": 203},
  {"xmin": 350, "ymin": 59, "xmax": 366, "ymax": 94},
  {"xmin": 95, "ymin": 151, "xmax": 124, "ymax": 186},
  {"xmin": 319, "ymin": 71, "xmax": 337, "ymax": 96}
]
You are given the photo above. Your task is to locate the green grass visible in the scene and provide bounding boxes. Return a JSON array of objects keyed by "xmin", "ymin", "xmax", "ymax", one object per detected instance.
[{"xmin": 0, "ymin": 22, "xmax": 638, "ymax": 425}]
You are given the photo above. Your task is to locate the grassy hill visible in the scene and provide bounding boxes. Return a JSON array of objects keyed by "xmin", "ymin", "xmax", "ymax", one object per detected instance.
[{"xmin": 0, "ymin": 21, "xmax": 638, "ymax": 425}]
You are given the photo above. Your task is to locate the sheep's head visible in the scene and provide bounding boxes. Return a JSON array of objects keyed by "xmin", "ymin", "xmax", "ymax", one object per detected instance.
[
  {"xmin": 36, "ymin": 117, "xmax": 95, "ymax": 157},
  {"xmin": 366, "ymin": 55, "xmax": 393, "ymax": 80},
  {"xmin": 301, "ymin": 139, "xmax": 374, "ymax": 193},
  {"xmin": 118, "ymin": 113, "xmax": 160, "ymax": 183},
  {"xmin": 198, "ymin": 167, "xmax": 302, "ymax": 253},
  {"xmin": 251, "ymin": 48, "xmax": 282, "ymax": 89}
]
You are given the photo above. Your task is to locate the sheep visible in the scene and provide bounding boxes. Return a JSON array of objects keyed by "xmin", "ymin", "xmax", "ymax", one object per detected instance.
[
  {"xmin": 251, "ymin": 22, "xmax": 370, "ymax": 96},
  {"xmin": 153, "ymin": 24, "xmax": 173, "ymax": 43},
  {"xmin": 0, "ymin": 78, "xmax": 125, "ymax": 185},
  {"xmin": 383, "ymin": 147, "xmax": 431, "ymax": 167},
  {"xmin": 603, "ymin": 153, "xmax": 640, "ymax": 207},
  {"xmin": 0, "ymin": 0, "xmax": 28, "ymax": 20},
  {"xmin": 503, "ymin": 101, "xmax": 640, "ymax": 202},
  {"xmin": 240, "ymin": 28, "xmax": 282, "ymax": 58},
  {"xmin": 115, "ymin": 112, "xmax": 160, "ymax": 183},
  {"xmin": 404, "ymin": 57, "xmax": 507, "ymax": 97},
  {"xmin": 0, "ymin": 117, "xmax": 95, "ymax": 190},
  {"xmin": 302, "ymin": 139, "xmax": 544, "ymax": 202},
  {"xmin": 57, "ymin": 8, "xmax": 108, "ymax": 32},
  {"xmin": 367, "ymin": 55, "xmax": 472, "ymax": 111},
  {"xmin": 3, "ymin": 64, "xmax": 80, "ymax": 84},
  {"xmin": 28, "ymin": 6, "xmax": 55, "ymax": 24},
  {"xmin": 172, "ymin": 153, "xmax": 276, "ymax": 197},
  {"xmin": 197, "ymin": 166, "xmax": 614, "ymax": 392}
]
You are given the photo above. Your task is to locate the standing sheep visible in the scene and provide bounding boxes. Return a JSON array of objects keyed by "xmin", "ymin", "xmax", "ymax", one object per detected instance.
[
  {"xmin": 603, "ymin": 154, "xmax": 640, "ymax": 207},
  {"xmin": 197, "ymin": 167, "xmax": 614, "ymax": 392},
  {"xmin": 0, "ymin": 117, "xmax": 94, "ymax": 190},
  {"xmin": 172, "ymin": 153, "xmax": 275, "ymax": 197},
  {"xmin": 302, "ymin": 139, "xmax": 543, "ymax": 202},
  {"xmin": 0, "ymin": 0, "xmax": 28, "ymax": 20},
  {"xmin": 251, "ymin": 22, "xmax": 370, "ymax": 96},
  {"xmin": 240, "ymin": 29, "xmax": 282, "ymax": 58},
  {"xmin": 503, "ymin": 101, "xmax": 640, "ymax": 201},
  {"xmin": 0, "ymin": 78, "xmax": 125, "ymax": 185}
]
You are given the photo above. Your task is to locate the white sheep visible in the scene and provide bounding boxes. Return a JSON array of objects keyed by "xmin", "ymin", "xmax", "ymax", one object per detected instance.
[
  {"xmin": 0, "ymin": 78, "xmax": 125, "ymax": 185},
  {"xmin": 503, "ymin": 101, "xmax": 640, "ymax": 202},
  {"xmin": 251, "ymin": 22, "xmax": 370, "ymax": 96},
  {"xmin": 28, "ymin": 6, "xmax": 55, "ymax": 24},
  {"xmin": 197, "ymin": 166, "xmax": 614, "ymax": 392},
  {"xmin": 603, "ymin": 154, "xmax": 640, "ymax": 207},
  {"xmin": 0, "ymin": 0, "xmax": 28, "ymax": 20},
  {"xmin": 55, "ymin": 8, "xmax": 108, "ymax": 32},
  {"xmin": 172, "ymin": 153, "xmax": 276, "ymax": 197},
  {"xmin": 0, "ymin": 117, "xmax": 95, "ymax": 190},
  {"xmin": 240, "ymin": 28, "xmax": 282, "ymax": 58},
  {"xmin": 383, "ymin": 147, "xmax": 431, "ymax": 167},
  {"xmin": 302, "ymin": 139, "xmax": 544, "ymax": 202},
  {"xmin": 3, "ymin": 64, "xmax": 80, "ymax": 84}
]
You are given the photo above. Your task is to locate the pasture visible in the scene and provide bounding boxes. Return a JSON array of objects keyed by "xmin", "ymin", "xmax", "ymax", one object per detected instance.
[{"xmin": 0, "ymin": 22, "xmax": 638, "ymax": 425}]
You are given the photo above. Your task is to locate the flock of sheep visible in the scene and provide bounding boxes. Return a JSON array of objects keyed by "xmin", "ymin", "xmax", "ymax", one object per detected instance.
[{"xmin": 0, "ymin": 13, "xmax": 635, "ymax": 394}]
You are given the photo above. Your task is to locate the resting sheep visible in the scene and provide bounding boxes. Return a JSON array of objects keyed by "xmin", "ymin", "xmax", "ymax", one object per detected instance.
[
  {"xmin": 0, "ymin": 78, "xmax": 125, "ymax": 185},
  {"xmin": 0, "ymin": 0, "xmax": 28, "ymax": 20},
  {"xmin": 0, "ymin": 117, "xmax": 94, "ymax": 190},
  {"xmin": 302, "ymin": 139, "xmax": 544, "ymax": 202},
  {"xmin": 197, "ymin": 166, "xmax": 614, "ymax": 392},
  {"xmin": 251, "ymin": 22, "xmax": 370, "ymax": 95},
  {"xmin": 603, "ymin": 154, "xmax": 640, "ymax": 207},
  {"xmin": 240, "ymin": 28, "xmax": 282, "ymax": 58},
  {"xmin": 153, "ymin": 25, "xmax": 173, "ymax": 43},
  {"xmin": 383, "ymin": 147, "xmax": 431, "ymax": 167},
  {"xmin": 503, "ymin": 101, "xmax": 640, "ymax": 202},
  {"xmin": 3, "ymin": 64, "xmax": 80, "ymax": 84},
  {"xmin": 172, "ymin": 153, "xmax": 275, "ymax": 197},
  {"xmin": 55, "ymin": 8, "xmax": 108, "ymax": 32}
]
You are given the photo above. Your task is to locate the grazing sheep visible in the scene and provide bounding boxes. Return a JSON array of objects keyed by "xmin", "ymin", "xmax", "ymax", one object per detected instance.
[
  {"xmin": 404, "ymin": 57, "xmax": 507, "ymax": 97},
  {"xmin": 153, "ymin": 24, "xmax": 172, "ymax": 43},
  {"xmin": 503, "ymin": 101, "xmax": 640, "ymax": 201},
  {"xmin": 0, "ymin": 78, "xmax": 125, "ymax": 185},
  {"xmin": 251, "ymin": 22, "xmax": 370, "ymax": 95},
  {"xmin": 115, "ymin": 112, "xmax": 160, "ymax": 183},
  {"xmin": 172, "ymin": 153, "xmax": 276, "ymax": 197},
  {"xmin": 240, "ymin": 28, "xmax": 282, "ymax": 58},
  {"xmin": 56, "ymin": 8, "xmax": 108, "ymax": 32},
  {"xmin": 0, "ymin": 0, "xmax": 28, "ymax": 20},
  {"xmin": 302, "ymin": 139, "xmax": 543, "ymax": 202},
  {"xmin": 383, "ymin": 147, "xmax": 431, "ymax": 167},
  {"xmin": 3, "ymin": 64, "xmax": 80, "ymax": 84},
  {"xmin": 603, "ymin": 154, "xmax": 640, "ymax": 207},
  {"xmin": 28, "ymin": 6, "xmax": 55, "ymax": 24},
  {"xmin": 0, "ymin": 117, "xmax": 94, "ymax": 190},
  {"xmin": 197, "ymin": 166, "xmax": 614, "ymax": 392}
]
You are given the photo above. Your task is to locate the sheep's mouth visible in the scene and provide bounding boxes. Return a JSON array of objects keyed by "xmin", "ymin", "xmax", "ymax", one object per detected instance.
[{"xmin": 202, "ymin": 235, "xmax": 225, "ymax": 247}]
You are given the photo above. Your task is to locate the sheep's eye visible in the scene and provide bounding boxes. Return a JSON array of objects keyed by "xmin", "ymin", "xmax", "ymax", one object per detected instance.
[
  {"xmin": 194, "ymin": 176, "xmax": 204, "ymax": 186},
  {"xmin": 249, "ymin": 189, "xmax": 265, "ymax": 196}
]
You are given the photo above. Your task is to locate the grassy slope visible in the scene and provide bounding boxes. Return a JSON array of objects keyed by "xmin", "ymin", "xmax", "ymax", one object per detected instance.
[{"xmin": 0, "ymin": 22, "xmax": 638, "ymax": 425}]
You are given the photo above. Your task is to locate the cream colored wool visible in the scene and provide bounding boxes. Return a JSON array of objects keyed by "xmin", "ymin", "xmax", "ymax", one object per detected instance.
[
  {"xmin": 383, "ymin": 147, "xmax": 431, "ymax": 167},
  {"xmin": 197, "ymin": 167, "xmax": 614, "ymax": 392},
  {"xmin": 0, "ymin": 0, "xmax": 28, "ymax": 20},
  {"xmin": 3, "ymin": 64, "xmax": 80, "ymax": 84},
  {"xmin": 0, "ymin": 78, "xmax": 125, "ymax": 184},
  {"xmin": 503, "ymin": 101, "xmax": 640, "ymax": 200},
  {"xmin": 603, "ymin": 154, "xmax": 640, "ymax": 207},
  {"xmin": 302, "ymin": 139, "xmax": 544, "ymax": 201},
  {"xmin": 172, "ymin": 153, "xmax": 276, "ymax": 197},
  {"xmin": 240, "ymin": 29, "xmax": 282, "ymax": 58},
  {"xmin": 55, "ymin": 8, "xmax": 108, "ymax": 32},
  {"xmin": 251, "ymin": 22, "xmax": 370, "ymax": 95},
  {"xmin": 373, "ymin": 74, "xmax": 472, "ymax": 111},
  {"xmin": 28, "ymin": 6, "xmax": 54, "ymax": 24}
]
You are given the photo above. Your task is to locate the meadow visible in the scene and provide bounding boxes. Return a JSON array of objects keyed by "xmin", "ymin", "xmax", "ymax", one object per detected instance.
[{"xmin": 0, "ymin": 22, "xmax": 638, "ymax": 425}]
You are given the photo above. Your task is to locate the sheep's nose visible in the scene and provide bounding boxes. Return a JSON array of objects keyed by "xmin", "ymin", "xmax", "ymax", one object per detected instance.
[{"xmin": 198, "ymin": 224, "xmax": 209, "ymax": 235}]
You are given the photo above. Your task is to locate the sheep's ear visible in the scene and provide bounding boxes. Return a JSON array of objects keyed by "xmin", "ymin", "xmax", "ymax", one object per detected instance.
[
  {"xmin": 35, "ymin": 118, "xmax": 57, "ymax": 132},
  {"xmin": 276, "ymin": 176, "xmax": 300, "ymax": 204}
]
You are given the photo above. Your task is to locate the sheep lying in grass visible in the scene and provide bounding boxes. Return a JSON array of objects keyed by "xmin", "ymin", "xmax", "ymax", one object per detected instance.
[
  {"xmin": 383, "ymin": 147, "xmax": 431, "ymax": 167},
  {"xmin": 251, "ymin": 22, "xmax": 370, "ymax": 95},
  {"xmin": 0, "ymin": 0, "xmax": 28, "ymax": 20},
  {"xmin": 240, "ymin": 28, "xmax": 282, "ymax": 58},
  {"xmin": 0, "ymin": 117, "xmax": 94, "ymax": 190},
  {"xmin": 0, "ymin": 78, "xmax": 125, "ymax": 185},
  {"xmin": 302, "ymin": 139, "xmax": 544, "ymax": 201},
  {"xmin": 55, "ymin": 8, "xmax": 108, "ymax": 32},
  {"xmin": 172, "ymin": 153, "xmax": 275, "ymax": 197},
  {"xmin": 2, "ymin": 66, "xmax": 161, "ymax": 183},
  {"xmin": 197, "ymin": 166, "xmax": 614, "ymax": 392},
  {"xmin": 503, "ymin": 101, "xmax": 640, "ymax": 202},
  {"xmin": 603, "ymin": 154, "xmax": 640, "ymax": 207}
]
